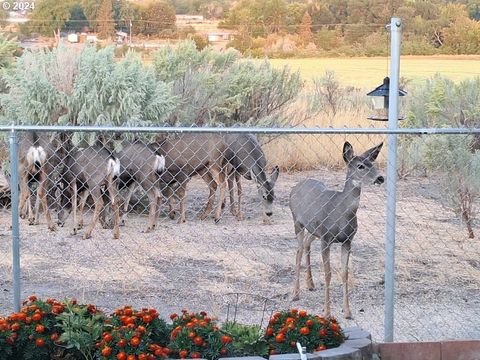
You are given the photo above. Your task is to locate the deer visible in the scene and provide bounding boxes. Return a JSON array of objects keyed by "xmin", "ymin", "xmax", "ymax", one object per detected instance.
[
  {"xmin": 199, "ymin": 134, "xmax": 279, "ymax": 222},
  {"xmin": 115, "ymin": 141, "xmax": 167, "ymax": 232},
  {"xmin": 57, "ymin": 143, "xmax": 121, "ymax": 239},
  {"xmin": 152, "ymin": 133, "xmax": 279, "ymax": 224},
  {"xmin": 289, "ymin": 141, "xmax": 384, "ymax": 319},
  {"xmin": 18, "ymin": 132, "xmax": 64, "ymax": 231}
]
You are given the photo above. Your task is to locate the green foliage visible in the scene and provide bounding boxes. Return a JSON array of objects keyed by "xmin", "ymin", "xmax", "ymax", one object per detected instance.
[
  {"xmin": 222, "ymin": 322, "xmax": 269, "ymax": 357},
  {"xmin": 55, "ymin": 301, "xmax": 105, "ymax": 360},
  {"xmin": 0, "ymin": 33, "xmax": 18, "ymax": 70},
  {"xmin": 64, "ymin": 3, "xmax": 89, "ymax": 32},
  {"xmin": 97, "ymin": 0, "xmax": 115, "ymax": 40},
  {"xmin": 81, "ymin": 0, "xmax": 100, "ymax": 31},
  {"xmin": 399, "ymin": 75, "xmax": 480, "ymax": 238},
  {"xmin": 131, "ymin": 1, "xmax": 177, "ymax": 36},
  {"xmin": 0, "ymin": 44, "xmax": 77, "ymax": 125},
  {"xmin": 422, "ymin": 135, "xmax": 480, "ymax": 238},
  {"xmin": 153, "ymin": 41, "xmax": 303, "ymax": 126},
  {"xmin": 0, "ymin": 45, "xmax": 175, "ymax": 129},
  {"xmin": 21, "ymin": 0, "xmax": 71, "ymax": 38}
]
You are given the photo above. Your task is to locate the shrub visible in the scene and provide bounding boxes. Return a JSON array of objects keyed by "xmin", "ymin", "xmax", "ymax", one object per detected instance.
[
  {"xmin": 169, "ymin": 310, "xmax": 234, "ymax": 359},
  {"xmin": 264, "ymin": 309, "xmax": 344, "ymax": 354},
  {"xmin": 222, "ymin": 322, "xmax": 269, "ymax": 357},
  {"xmin": 0, "ymin": 295, "xmax": 67, "ymax": 360},
  {"xmin": 56, "ymin": 300, "xmax": 105, "ymax": 360}
]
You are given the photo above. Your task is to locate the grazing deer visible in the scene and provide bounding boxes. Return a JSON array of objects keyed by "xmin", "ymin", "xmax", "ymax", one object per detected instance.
[
  {"xmin": 200, "ymin": 134, "xmax": 279, "ymax": 222},
  {"xmin": 57, "ymin": 143, "xmax": 121, "ymax": 239},
  {"xmin": 18, "ymin": 132, "xmax": 63, "ymax": 231},
  {"xmin": 154, "ymin": 133, "xmax": 279, "ymax": 223},
  {"xmin": 289, "ymin": 141, "xmax": 384, "ymax": 319}
]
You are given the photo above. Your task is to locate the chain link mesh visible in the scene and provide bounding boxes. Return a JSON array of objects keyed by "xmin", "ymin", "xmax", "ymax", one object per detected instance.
[{"xmin": 0, "ymin": 128, "xmax": 479, "ymax": 342}]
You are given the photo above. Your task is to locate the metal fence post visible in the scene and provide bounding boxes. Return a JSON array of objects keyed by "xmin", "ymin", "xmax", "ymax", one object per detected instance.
[
  {"xmin": 384, "ymin": 17, "xmax": 402, "ymax": 342},
  {"xmin": 9, "ymin": 126, "xmax": 21, "ymax": 312}
]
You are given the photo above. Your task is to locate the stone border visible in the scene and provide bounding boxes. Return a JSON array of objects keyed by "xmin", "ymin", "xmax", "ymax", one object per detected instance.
[
  {"xmin": 179, "ymin": 327, "xmax": 373, "ymax": 360},
  {"xmin": 268, "ymin": 327, "xmax": 373, "ymax": 360}
]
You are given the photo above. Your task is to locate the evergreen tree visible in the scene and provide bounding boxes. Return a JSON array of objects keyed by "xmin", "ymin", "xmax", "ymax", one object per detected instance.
[
  {"xmin": 97, "ymin": 0, "xmax": 115, "ymax": 40},
  {"xmin": 299, "ymin": 11, "xmax": 313, "ymax": 45}
]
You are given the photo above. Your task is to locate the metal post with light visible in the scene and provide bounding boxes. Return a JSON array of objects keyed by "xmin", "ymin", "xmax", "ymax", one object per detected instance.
[{"xmin": 379, "ymin": 17, "xmax": 403, "ymax": 343}]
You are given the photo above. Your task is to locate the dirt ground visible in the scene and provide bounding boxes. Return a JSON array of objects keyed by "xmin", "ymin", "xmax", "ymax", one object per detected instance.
[{"xmin": 1, "ymin": 168, "xmax": 479, "ymax": 342}]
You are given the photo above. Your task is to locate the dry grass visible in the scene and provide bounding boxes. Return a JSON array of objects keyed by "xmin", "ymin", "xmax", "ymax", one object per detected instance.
[
  {"xmin": 264, "ymin": 107, "xmax": 387, "ymax": 171},
  {"xmin": 268, "ymin": 56, "xmax": 480, "ymax": 87}
]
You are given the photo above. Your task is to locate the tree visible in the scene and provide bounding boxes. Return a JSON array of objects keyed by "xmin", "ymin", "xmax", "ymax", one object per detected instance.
[
  {"xmin": 134, "ymin": 2, "xmax": 176, "ymax": 36},
  {"xmin": 81, "ymin": 0, "xmax": 101, "ymax": 31},
  {"xmin": 23, "ymin": 0, "xmax": 72, "ymax": 42},
  {"xmin": 64, "ymin": 3, "xmax": 89, "ymax": 32},
  {"xmin": 221, "ymin": 0, "xmax": 287, "ymax": 37},
  {"xmin": 285, "ymin": 2, "xmax": 307, "ymax": 33},
  {"xmin": 97, "ymin": 0, "xmax": 115, "ymax": 40},
  {"xmin": 0, "ymin": 33, "xmax": 18, "ymax": 70},
  {"xmin": 299, "ymin": 12, "xmax": 313, "ymax": 45}
]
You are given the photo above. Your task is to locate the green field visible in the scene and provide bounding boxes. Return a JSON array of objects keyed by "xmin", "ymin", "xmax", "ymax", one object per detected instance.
[{"xmin": 269, "ymin": 56, "xmax": 480, "ymax": 88}]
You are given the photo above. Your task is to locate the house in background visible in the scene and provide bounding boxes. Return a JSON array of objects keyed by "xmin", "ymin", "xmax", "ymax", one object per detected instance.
[{"xmin": 207, "ymin": 32, "xmax": 234, "ymax": 42}]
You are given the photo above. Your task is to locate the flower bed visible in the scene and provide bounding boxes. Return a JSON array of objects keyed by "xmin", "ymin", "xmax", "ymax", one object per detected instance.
[{"xmin": 0, "ymin": 296, "xmax": 346, "ymax": 360}]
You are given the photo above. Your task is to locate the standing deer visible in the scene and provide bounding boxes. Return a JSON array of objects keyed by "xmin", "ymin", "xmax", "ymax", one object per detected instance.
[
  {"xmin": 289, "ymin": 141, "xmax": 384, "ymax": 319},
  {"xmin": 18, "ymin": 132, "xmax": 63, "ymax": 231},
  {"xmin": 115, "ymin": 141, "xmax": 166, "ymax": 232},
  {"xmin": 57, "ymin": 143, "xmax": 121, "ymax": 239}
]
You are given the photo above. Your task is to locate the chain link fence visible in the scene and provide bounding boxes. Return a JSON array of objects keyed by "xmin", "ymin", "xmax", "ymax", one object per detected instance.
[{"xmin": 0, "ymin": 126, "xmax": 479, "ymax": 342}]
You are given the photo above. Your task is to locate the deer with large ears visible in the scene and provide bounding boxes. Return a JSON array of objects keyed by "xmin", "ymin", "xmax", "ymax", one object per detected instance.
[{"xmin": 289, "ymin": 141, "xmax": 384, "ymax": 319}]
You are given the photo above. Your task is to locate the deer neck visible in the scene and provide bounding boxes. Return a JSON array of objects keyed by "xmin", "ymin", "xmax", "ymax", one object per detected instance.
[{"xmin": 341, "ymin": 176, "xmax": 362, "ymax": 212}]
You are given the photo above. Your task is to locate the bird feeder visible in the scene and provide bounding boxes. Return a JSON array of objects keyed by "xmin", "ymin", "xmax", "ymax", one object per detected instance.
[{"xmin": 366, "ymin": 77, "xmax": 407, "ymax": 121}]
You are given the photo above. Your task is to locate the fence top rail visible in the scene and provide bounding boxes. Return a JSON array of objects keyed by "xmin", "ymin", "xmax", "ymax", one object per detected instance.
[{"xmin": 1, "ymin": 125, "xmax": 480, "ymax": 135}]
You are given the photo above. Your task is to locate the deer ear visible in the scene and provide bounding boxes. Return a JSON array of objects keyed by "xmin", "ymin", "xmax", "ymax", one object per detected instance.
[
  {"xmin": 343, "ymin": 142, "xmax": 354, "ymax": 163},
  {"xmin": 270, "ymin": 165, "xmax": 279, "ymax": 184},
  {"xmin": 361, "ymin": 142, "xmax": 384, "ymax": 162}
]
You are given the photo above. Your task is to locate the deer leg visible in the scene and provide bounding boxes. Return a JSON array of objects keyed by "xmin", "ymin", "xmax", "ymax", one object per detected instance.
[
  {"xmin": 32, "ymin": 174, "xmax": 43, "ymax": 225},
  {"xmin": 19, "ymin": 173, "xmax": 30, "ymax": 219},
  {"xmin": 227, "ymin": 171, "xmax": 236, "ymax": 216},
  {"xmin": 77, "ymin": 189, "xmax": 89, "ymax": 230},
  {"xmin": 83, "ymin": 188, "xmax": 103, "ymax": 240},
  {"xmin": 71, "ymin": 182, "xmax": 79, "ymax": 235},
  {"xmin": 235, "ymin": 173, "xmax": 245, "ymax": 221},
  {"xmin": 144, "ymin": 185, "xmax": 158, "ymax": 233},
  {"xmin": 211, "ymin": 166, "xmax": 226, "ymax": 223},
  {"xmin": 107, "ymin": 179, "xmax": 120, "ymax": 239},
  {"xmin": 305, "ymin": 232, "xmax": 315, "ymax": 291},
  {"xmin": 321, "ymin": 239, "xmax": 332, "ymax": 318},
  {"xmin": 341, "ymin": 241, "xmax": 353, "ymax": 319},
  {"xmin": 38, "ymin": 173, "xmax": 56, "ymax": 231},
  {"xmin": 176, "ymin": 184, "xmax": 186, "ymax": 224},
  {"xmin": 167, "ymin": 193, "xmax": 176, "ymax": 220},
  {"xmin": 292, "ymin": 223, "xmax": 305, "ymax": 301},
  {"xmin": 121, "ymin": 183, "xmax": 135, "ymax": 226},
  {"xmin": 198, "ymin": 171, "xmax": 216, "ymax": 220}
]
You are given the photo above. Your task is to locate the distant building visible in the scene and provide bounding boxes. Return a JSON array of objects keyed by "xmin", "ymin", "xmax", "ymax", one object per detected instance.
[
  {"xmin": 67, "ymin": 33, "xmax": 79, "ymax": 43},
  {"xmin": 207, "ymin": 32, "xmax": 233, "ymax": 42},
  {"xmin": 176, "ymin": 15, "xmax": 204, "ymax": 23}
]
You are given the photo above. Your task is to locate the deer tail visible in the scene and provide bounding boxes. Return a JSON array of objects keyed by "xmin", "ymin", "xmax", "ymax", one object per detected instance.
[
  {"xmin": 107, "ymin": 158, "xmax": 121, "ymax": 178},
  {"xmin": 154, "ymin": 155, "xmax": 166, "ymax": 173}
]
